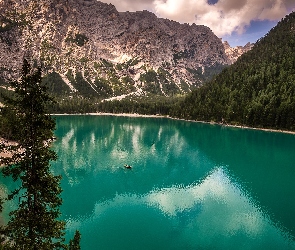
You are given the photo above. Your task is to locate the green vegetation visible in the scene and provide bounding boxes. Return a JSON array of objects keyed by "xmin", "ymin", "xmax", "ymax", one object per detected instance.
[
  {"xmin": 139, "ymin": 68, "xmax": 180, "ymax": 96},
  {"xmin": 0, "ymin": 18, "xmax": 16, "ymax": 46},
  {"xmin": 65, "ymin": 33, "xmax": 89, "ymax": 47},
  {"xmin": 66, "ymin": 70, "xmax": 97, "ymax": 97},
  {"xmin": 42, "ymin": 71, "xmax": 71, "ymax": 95},
  {"xmin": 74, "ymin": 72, "xmax": 97, "ymax": 97},
  {"xmin": 140, "ymin": 69, "xmax": 161, "ymax": 94},
  {"xmin": 96, "ymin": 95, "xmax": 182, "ymax": 115},
  {"xmin": 0, "ymin": 59, "xmax": 80, "ymax": 249},
  {"xmin": 173, "ymin": 49, "xmax": 194, "ymax": 62},
  {"xmin": 186, "ymin": 64, "xmax": 227, "ymax": 83},
  {"xmin": 0, "ymin": 105, "xmax": 18, "ymax": 140},
  {"xmin": 69, "ymin": 230, "xmax": 81, "ymax": 250},
  {"xmin": 122, "ymin": 76, "xmax": 135, "ymax": 85},
  {"xmin": 0, "ymin": 19, "xmax": 16, "ymax": 33},
  {"xmin": 122, "ymin": 57, "xmax": 140, "ymax": 68},
  {"xmin": 94, "ymin": 77, "xmax": 113, "ymax": 98},
  {"xmin": 0, "ymin": 14, "xmax": 28, "ymax": 46},
  {"xmin": 2, "ymin": 10, "xmax": 294, "ymax": 132},
  {"xmin": 49, "ymin": 96, "xmax": 96, "ymax": 114},
  {"xmin": 75, "ymin": 34, "xmax": 89, "ymax": 46},
  {"xmin": 0, "ymin": 13, "xmax": 28, "ymax": 33},
  {"xmin": 100, "ymin": 59, "xmax": 113, "ymax": 68},
  {"xmin": 171, "ymin": 12, "xmax": 295, "ymax": 131}
]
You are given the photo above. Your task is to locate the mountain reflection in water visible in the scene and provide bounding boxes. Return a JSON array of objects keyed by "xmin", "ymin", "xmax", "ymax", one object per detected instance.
[{"xmin": 2, "ymin": 115, "xmax": 294, "ymax": 250}]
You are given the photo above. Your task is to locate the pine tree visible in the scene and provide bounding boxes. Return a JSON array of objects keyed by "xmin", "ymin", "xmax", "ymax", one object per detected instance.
[
  {"xmin": 69, "ymin": 230, "xmax": 81, "ymax": 250},
  {"xmin": 0, "ymin": 59, "xmax": 79, "ymax": 249}
]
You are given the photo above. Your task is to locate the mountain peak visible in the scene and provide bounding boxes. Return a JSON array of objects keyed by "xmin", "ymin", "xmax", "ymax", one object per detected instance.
[
  {"xmin": 222, "ymin": 40, "xmax": 254, "ymax": 64},
  {"xmin": 0, "ymin": 0, "xmax": 250, "ymax": 99}
]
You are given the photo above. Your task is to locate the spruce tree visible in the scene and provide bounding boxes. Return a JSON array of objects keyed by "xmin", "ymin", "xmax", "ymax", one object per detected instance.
[
  {"xmin": 0, "ymin": 59, "xmax": 79, "ymax": 249},
  {"xmin": 69, "ymin": 230, "xmax": 81, "ymax": 250}
]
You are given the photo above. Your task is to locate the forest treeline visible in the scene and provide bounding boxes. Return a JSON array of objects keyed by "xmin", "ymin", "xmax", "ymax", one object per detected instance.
[
  {"xmin": 170, "ymin": 12, "xmax": 295, "ymax": 131},
  {"xmin": 47, "ymin": 11, "xmax": 295, "ymax": 131},
  {"xmin": 1, "ymin": 12, "xmax": 295, "ymax": 132}
]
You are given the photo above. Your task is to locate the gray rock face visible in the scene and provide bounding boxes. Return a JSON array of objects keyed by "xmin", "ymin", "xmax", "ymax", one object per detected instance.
[
  {"xmin": 0, "ymin": 0, "xmax": 250, "ymax": 98},
  {"xmin": 223, "ymin": 41, "xmax": 254, "ymax": 64}
]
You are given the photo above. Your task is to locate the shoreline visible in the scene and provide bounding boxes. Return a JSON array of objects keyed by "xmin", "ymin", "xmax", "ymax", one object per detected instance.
[{"xmin": 52, "ymin": 112, "xmax": 295, "ymax": 135}]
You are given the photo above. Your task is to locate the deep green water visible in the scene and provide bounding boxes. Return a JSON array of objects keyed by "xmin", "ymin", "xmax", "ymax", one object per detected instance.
[{"xmin": 2, "ymin": 115, "xmax": 295, "ymax": 249}]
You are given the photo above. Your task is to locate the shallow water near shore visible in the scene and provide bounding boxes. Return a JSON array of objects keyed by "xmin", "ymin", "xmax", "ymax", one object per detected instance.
[{"xmin": 2, "ymin": 115, "xmax": 295, "ymax": 249}]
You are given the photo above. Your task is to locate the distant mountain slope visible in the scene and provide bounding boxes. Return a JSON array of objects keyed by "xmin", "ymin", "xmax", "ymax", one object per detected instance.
[
  {"xmin": 172, "ymin": 12, "xmax": 295, "ymax": 131},
  {"xmin": 222, "ymin": 41, "xmax": 254, "ymax": 64},
  {"xmin": 0, "ymin": 0, "xmax": 248, "ymax": 100}
]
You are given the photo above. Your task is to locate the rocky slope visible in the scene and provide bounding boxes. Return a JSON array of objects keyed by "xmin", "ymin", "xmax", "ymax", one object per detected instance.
[
  {"xmin": 223, "ymin": 41, "xmax": 254, "ymax": 64},
  {"xmin": 173, "ymin": 11, "xmax": 295, "ymax": 130},
  {"xmin": 0, "ymin": 0, "xmax": 250, "ymax": 99}
]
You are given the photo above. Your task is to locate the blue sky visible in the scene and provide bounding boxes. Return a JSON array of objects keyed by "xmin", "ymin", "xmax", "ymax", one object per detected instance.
[
  {"xmin": 100, "ymin": 0, "xmax": 295, "ymax": 47},
  {"xmin": 208, "ymin": 0, "xmax": 219, "ymax": 5},
  {"xmin": 223, "ymin": 19, "xmax": 278, "ymax": 47}
]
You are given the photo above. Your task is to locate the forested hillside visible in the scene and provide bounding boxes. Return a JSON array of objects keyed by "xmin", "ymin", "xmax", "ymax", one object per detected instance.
[{"xmin": 172, "ymin": 12, "xmax": 295, "ymax": 131}]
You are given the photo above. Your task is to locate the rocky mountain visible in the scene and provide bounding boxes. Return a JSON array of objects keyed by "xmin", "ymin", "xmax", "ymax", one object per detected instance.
[
  {"xmin": 0, "ymin": 0, "xmax": 250, "ymax": 99},
  {"xmin": 172, "ymin": 11, "xmax": 295, "ymax": 131},
  {"xmin": 222, "ymin": 41, "xmax": 254, "ymax": 64}
]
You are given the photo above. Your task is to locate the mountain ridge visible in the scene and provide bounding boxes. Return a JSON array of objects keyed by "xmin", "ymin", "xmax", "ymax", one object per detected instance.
[
  {"xmin": 0, "ymin": 0, "xmax": 251, "ymax": 99},
  {"xmin": 171, "ymin": 11, "xmax": 295, "ymax": 131}
]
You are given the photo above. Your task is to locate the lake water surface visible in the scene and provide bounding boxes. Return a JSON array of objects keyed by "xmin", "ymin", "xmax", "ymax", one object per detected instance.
[
  {"xmin": 6, "ymin": 115, "xmax": 295, "ymax": 249},
  {"xmin": 50, "ymin": 115, "xmax": 295, "ymax": 249}
]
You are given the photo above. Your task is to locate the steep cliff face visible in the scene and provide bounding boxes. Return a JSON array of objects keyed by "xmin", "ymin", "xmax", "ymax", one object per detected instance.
[
  {"xmin": 223, "ymin": 41, "xmax": 254, "ymax": 64},
  {"xmin": 0, "ymin": 0, "xmax": 247, "ymax": 99}
]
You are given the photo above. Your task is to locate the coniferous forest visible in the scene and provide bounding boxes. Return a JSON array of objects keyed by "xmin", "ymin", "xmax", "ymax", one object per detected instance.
[
  {"xmin": 1, "ymin": 3, "xmax": 295, "ymax": 250},
  {"xmin": 1, "ymin": 13, "xmax": 295, "ymax": 133},
  {"xmin": 171, "ymin": 12, "xmax": 295, "ymax": 131},
  {"xmin": 43, "ymin": 11, "xmax": 295, "ymax": 132}
]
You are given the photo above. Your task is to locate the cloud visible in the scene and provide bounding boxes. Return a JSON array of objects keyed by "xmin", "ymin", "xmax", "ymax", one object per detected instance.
[
  {"xmin": 66, "ymin": 167, "xmax": 293, "ymax": 248},
  {"xmin": 99, "ymin": 0, "xmax": 294, "ymax": 37},
  {"xmin": 153, "ymin": 0, "xmax": 293, "ymax": 36}
]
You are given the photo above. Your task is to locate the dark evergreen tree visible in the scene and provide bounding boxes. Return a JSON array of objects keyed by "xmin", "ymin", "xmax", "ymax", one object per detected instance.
[
  {"xmin": 0, "ymin": 59, "xmax": 79, "ymax": 249},
  {"xmin": 171, "ymin": 12, "xmax": 295, "ymax": 131},
  {"xmin": 69, "ymin": 230, "xmax": 81, "ymax": 250}
]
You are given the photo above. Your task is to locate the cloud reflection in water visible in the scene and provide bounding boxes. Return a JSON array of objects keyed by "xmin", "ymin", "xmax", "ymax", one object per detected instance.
[
  {"xmin": 52, "ymin": 116, "xmax": 295, "ymax": 249},
  {"xmin": 66, "ymin": 167, "xmax": 295, "ymax": 250}
]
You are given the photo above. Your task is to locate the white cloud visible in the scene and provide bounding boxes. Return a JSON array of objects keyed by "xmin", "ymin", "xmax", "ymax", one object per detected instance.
[
  {"xmin": 66, "ymin": 167, "xmax": 293, "ymax": 248},
  {"xmin": 153, "ymin": 0, "xmax": 292, "ymax": 36},
  {"xmin": 99, "ymin": 0, "xmax": 294, "ymax": 37}
]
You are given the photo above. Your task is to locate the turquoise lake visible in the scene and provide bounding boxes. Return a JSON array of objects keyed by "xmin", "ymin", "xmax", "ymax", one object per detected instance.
[{"xmin": 2, "ymin": 115, "xmax": 295, "ymax": 249}]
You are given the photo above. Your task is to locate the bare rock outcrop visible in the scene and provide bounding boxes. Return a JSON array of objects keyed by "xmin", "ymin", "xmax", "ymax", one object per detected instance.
[
  {"xmin": 0, "ymin": 0, "xmax": 251, "ymax": 98},
  {"xmin": 223, "ymin": 41, "xmax": 254, "ymax": 64}
]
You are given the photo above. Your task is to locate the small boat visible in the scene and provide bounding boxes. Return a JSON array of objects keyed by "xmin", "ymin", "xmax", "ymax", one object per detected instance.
[{"xmin": 124, "ymin": 164, "xmax": 132, "ymax": 169}]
